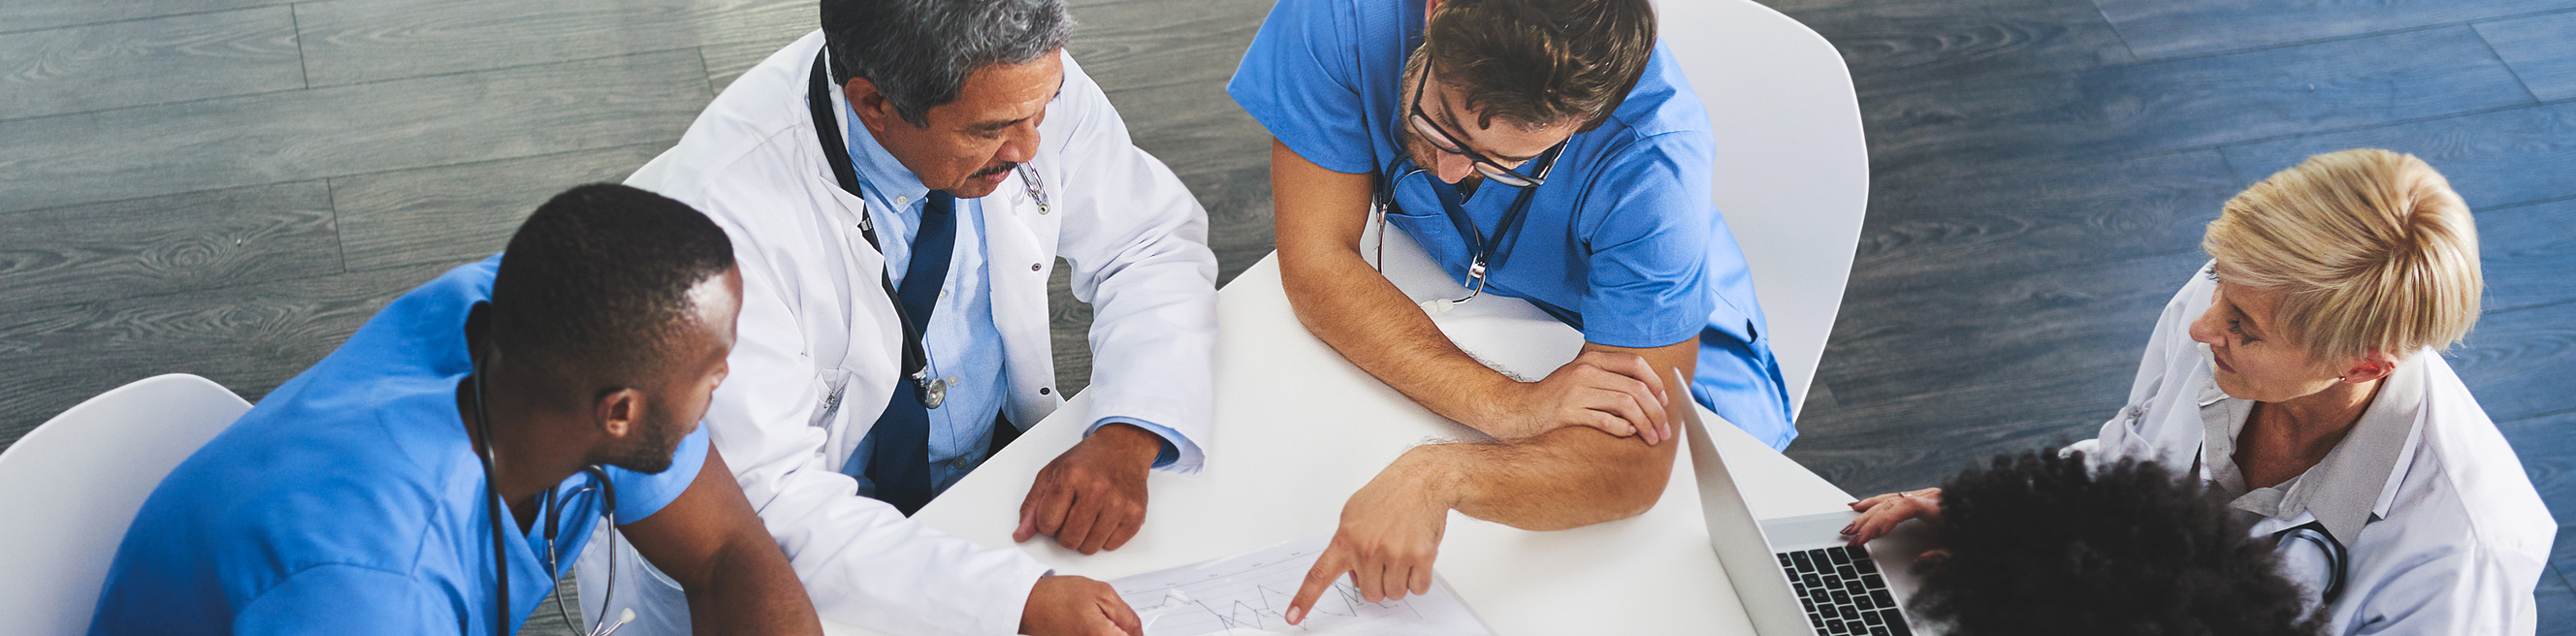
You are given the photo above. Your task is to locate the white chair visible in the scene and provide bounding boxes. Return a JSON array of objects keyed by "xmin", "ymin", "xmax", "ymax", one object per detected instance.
[
  {"xmin": 0, "ymin": 374, "xmax": 252, "ymax": 636},
  {"xmin": 1660, "ymin": 0, "xmax": 1870, "ymax": 421}
]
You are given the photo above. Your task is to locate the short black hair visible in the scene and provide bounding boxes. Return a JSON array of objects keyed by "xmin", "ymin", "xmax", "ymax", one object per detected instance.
[
  {"xmin": 489, "ymin": 183, "xmax": 734, "ymax": 389},
  {"xmin": 1913, "ymin": 449, "xmax": 2325, "ymax": 636},
  {"xmin": 820, "ymin": 0, "xmax": 1073, "ymax": 126}
]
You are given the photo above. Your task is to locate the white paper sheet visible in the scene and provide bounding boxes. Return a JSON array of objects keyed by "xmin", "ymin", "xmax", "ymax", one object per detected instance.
[{"xmin": 1110, "ymin": 534, "xmax": 1496, "ymax": 636}]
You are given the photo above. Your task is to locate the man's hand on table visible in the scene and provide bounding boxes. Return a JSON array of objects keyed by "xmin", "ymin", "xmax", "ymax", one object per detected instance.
[
  {"xmin": 1285, "ymin": 449, "xmax": 1457, "ymax": 625},
  {"xmin": 1015, "ymin": 422, "xmax": 1162, "ymax": 555},
  {"xmin": 1020, "ymin": 575, "xmax": 1143, "ymax": 636},
  {"xmin": 1479, "ymin": 350, "xmax": 1671, "ymax": 445}
]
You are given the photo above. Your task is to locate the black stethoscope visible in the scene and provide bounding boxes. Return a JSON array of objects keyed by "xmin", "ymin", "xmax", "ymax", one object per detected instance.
[
  {"xmin": 2188, "ymin": 439, "xmax": 2351, "ymax": 606},
  {"xmin": 2273, "ymin": 521, "xmax": 2350, "ymax": 606},
  {"xmin": 806, "ymin": 44, "xmax": 955, "ymax": 409},
  {"xmin": 1369, "ymin": 143, "xmax": 1563, "ymax": 312},
  {"xmin": 470, "ymin": 346, "xmax": 629, "ymax": 636}
]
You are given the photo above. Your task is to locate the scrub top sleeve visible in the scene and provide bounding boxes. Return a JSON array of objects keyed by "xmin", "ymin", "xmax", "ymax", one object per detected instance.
[
  {"xmin": 234, "ymin": 565, "xmax": 452, "ymax": 636},
  {"xmin": 602, "ymin": 427, "xmax": 713, "ymax": 524},
  {"xmin": 1573, "ymin": 133, "xmax": 1721, "ymax": 349},
  {"xmin": 1227, "ymin": 0, "xmax": 1377, "ymax": 175}
]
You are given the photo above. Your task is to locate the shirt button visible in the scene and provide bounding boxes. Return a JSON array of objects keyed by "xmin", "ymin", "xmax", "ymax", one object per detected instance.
[
  {"xmin": 1039, "ymin": 387, "xmax": 1051, "ymax": 396},
  {"xmin": 1030, "ymin": 263, "xmax": 1042, "ymax": 271},
  {"xmin": 895, "ymin": 196, "xmax": 910, "ymax": 207}
]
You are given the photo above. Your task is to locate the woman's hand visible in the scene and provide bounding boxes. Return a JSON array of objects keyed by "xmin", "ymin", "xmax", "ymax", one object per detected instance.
[{"xmin": 1842, "ymin": 488, "xmax": 1942, "ymax": 545}]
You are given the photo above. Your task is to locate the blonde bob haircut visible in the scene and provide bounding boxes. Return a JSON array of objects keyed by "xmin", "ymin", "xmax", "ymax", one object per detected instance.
[{"xmin": 2203, "ymin": 148, "xmax": 2481, "ymax": 364}]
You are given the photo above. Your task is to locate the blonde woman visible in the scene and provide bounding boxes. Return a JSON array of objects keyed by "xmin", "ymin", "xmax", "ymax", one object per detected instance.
[{"xmin": 1845, "ymin": 149, "xmax": 2554, "ymax": 634}]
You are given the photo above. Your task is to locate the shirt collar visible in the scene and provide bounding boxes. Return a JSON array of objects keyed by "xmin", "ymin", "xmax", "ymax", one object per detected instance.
[
  {"xmin": 2213, "ymin": 353, "xmax": 2428, "ymax": 544},
  {"xmin": 842, "ymin": 103, "xmax": 933, "ymax": 208}
]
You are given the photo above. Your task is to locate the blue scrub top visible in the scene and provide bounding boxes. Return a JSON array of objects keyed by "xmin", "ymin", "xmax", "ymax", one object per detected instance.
[
  {"xmin": 1228, "ymin": 0, "xmax": 1797, "ymax": 447},
  {"xmin": 87, "ymin": 255, "xmax": 711, "ymax": 636}
]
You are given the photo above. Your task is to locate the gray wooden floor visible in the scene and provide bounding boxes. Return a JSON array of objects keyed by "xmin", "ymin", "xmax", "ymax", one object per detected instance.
[{"xmin": 2, "ymin": 0, "xmax": 2570, "ymax": 632}]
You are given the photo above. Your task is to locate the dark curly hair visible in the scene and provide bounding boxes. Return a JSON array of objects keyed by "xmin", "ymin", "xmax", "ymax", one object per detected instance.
[{"xmin": 1912, "ymin": 449, "xmax": 2326, "ymax": 636}]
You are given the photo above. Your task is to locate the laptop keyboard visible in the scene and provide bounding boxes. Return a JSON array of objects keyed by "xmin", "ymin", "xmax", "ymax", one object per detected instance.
[{"xmin": 1777, "ymin": 545, "xmax": 1909, "ymax": 636}]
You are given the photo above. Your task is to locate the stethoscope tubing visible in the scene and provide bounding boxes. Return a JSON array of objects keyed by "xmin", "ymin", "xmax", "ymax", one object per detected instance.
[
  {"xmin": 1370, "ymin": 146, "xmax": 1558, "ymax": 307},
  {"xmin": 472, "ymin": 355, "xmax": 622, "ymax": 636}
]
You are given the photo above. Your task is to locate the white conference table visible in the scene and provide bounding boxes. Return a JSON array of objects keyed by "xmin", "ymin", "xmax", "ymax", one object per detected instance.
[{"xmin": 825, "ymin": 228, "xmax": 1855, "ymax": 635}]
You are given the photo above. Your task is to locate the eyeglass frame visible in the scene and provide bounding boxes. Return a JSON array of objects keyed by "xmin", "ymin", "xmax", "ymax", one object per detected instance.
[{"xmin": 1406, "ymin": 63, "xmax": 1563, "ymax": 188}]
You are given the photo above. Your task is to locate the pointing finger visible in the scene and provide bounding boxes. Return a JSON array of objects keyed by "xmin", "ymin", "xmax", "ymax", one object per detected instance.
[{"xmin": 1287, "ymin": 546, "xmax": 1350, "ymax": 625}]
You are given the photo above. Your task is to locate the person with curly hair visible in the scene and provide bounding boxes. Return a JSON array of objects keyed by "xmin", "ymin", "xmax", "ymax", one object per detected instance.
[
  {"xmin": 1901, "ymin": 448, "xmax": 2324, "ymax": 636},
  {"xmin": 1848, "ymin": 149, "xmax": 2555, "ymax": 635}
]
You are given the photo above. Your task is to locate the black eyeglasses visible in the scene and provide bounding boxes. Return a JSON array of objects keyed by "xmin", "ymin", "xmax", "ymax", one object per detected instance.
[{"xmin": 1407, "ymin": 66, "xmax": 1562, "ymax": 188}]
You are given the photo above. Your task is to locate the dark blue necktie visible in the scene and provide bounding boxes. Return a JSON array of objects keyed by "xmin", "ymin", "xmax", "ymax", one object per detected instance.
[{"xmin": 864, "ymin": 192, "xmax": 954, "ymax": 516}]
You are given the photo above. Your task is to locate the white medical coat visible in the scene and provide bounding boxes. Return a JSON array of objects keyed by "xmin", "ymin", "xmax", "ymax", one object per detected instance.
[
  {"xmin": 2090, "ymin": 265, "xmax": 2554, "ymax": 635},
  {"xmin": 575, "ymin": 31, "xmax": 1219, "ymax": 636}
]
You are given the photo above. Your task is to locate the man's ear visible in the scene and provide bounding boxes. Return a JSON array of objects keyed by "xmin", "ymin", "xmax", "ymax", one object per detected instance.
[
  {"xmin": 463, "ymin": 302, "xmax": 493, "ymax": 366},
  {"xmin": 596, "ymin": 388, "xmax": 646, "ymax": 441},
  {"xmin": 842, "ymin": 77, "xmax": 901, "ymax": 135},
  {"xmin": 2342, "ymin": 350, "xmax": 2400, "ymax": 384}
]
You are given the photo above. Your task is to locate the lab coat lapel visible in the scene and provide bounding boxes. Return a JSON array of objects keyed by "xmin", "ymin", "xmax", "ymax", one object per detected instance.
[
  {"xmin": 812, "ymin": 71, "xmax": 903, "ymax": 467},
  {"xmin": 980, "ymin": 169, "xmax": 1064, "ymax": 430}
]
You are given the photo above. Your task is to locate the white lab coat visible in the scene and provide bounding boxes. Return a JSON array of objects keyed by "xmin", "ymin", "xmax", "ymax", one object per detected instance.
[
  {"xmin": 574, "ymin": 31, "xmax": 1218, "ymax": 636},
  {"xmin": 2088, "ymin": 265, "xmax": 2555, "ymax": 635}
]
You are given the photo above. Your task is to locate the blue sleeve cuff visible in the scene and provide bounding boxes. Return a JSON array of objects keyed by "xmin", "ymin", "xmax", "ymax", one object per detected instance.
[
  {"xmin": 603, "ymin": 426, "xmax": 711, "ymax": 524},
  {"xmin": 1091, "ymin": 417, "xmax": 1182, "ymax": 468}
]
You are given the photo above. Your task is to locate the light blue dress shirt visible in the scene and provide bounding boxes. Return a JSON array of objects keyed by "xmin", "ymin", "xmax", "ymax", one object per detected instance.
[{"xmin": 838, "ymin": 109, "xmax": 1179, "ymax": 497}]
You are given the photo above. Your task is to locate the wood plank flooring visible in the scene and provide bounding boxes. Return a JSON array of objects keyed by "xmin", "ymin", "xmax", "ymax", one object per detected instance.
[
  {"xmin": 2089, "ymin": 0, "xmax": 2576, "ymax": 60},
  {"xmin": 0, "ymin": 7, "xmax": 305, "ymax": 120},
  {"xmin": 2, "ymin": 0, "xmax": 2571, "ymax": 632},
  {"xmin": 2481, "ymin": 11, "xmax": 2576, "ymax": 102},
  {"xmin": 292, "ymin": 0, "xmax": 812, "ymax": 86}
]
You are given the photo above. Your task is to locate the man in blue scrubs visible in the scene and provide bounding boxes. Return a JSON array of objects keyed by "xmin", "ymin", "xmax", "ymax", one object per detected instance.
[
  {"xmin": 1228, "ymin": 0, "xmax": 1792, "ymax": 621},
  {"xmin": 86, "ymin": 184, "xmax": 821, "ymax": 636}
]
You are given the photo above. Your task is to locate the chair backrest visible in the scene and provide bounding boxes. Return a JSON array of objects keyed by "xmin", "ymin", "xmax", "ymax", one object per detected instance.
[
  {"xmin": 0, "ymin": 374, "xmax": 251, "ymax": 635},
  {"xmin": 1658, "ymin": 0, "xmax": 1870, "ymax": 421}
]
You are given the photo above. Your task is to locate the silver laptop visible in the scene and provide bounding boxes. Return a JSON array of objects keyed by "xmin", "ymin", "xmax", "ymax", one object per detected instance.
[{"xmin": 1679, "ymin": 403, "xmax": 1941, "ymax": 636}]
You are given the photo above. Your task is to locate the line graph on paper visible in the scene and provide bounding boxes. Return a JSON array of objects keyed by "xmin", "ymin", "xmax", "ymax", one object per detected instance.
[
  {"xmin": 1122, "ymin": 557, "xmax": 1419, "ymax": 634},
  {"xmin": 1110, "ymin": 534, "xmax": 1493, "ymax": 636}
]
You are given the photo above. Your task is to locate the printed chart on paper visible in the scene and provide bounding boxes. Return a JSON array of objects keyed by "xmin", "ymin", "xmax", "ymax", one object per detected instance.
[{"xmin": 1110, "ymin": 534, "xmax": 1494, "ymax": 636}]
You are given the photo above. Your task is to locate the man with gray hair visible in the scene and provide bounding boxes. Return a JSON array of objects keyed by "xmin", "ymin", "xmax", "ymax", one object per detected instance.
[{"xmin": 576, "ymin": 0, "xmax": 1217, "ymax": 634}]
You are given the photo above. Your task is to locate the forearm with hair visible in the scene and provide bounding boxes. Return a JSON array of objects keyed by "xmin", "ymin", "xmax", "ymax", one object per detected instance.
[
  {"xmin": 1401, "ymin": 424, "xmax": 1678, "ymax": 531},
  {"xmin": 1272, "ymin": 140, "xmax": 1522, "ymax": 433},
  {"xmin": 1281, "ymin": 247, "xmax": 1524, "ymax": 428}
]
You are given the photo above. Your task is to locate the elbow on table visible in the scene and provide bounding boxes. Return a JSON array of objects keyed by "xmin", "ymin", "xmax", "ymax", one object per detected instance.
[
  {"xmin": 1508, "ymin": 429, "xmax": 1678, "ymax": 531},
  {"xmin": 1595, "ymin": 446, "xmax": 1676, "ymax": 524}
]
